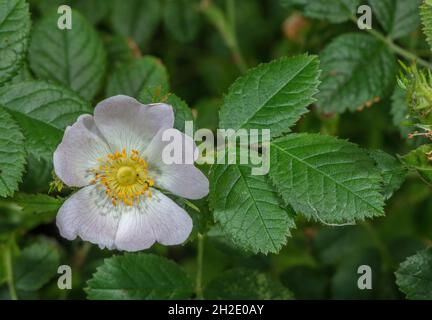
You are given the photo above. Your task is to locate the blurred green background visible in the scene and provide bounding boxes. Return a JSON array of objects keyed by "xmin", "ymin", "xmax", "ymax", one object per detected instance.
[{"xmin": 0, "ymin": 0, "xmax": 431, "ymax": 300}]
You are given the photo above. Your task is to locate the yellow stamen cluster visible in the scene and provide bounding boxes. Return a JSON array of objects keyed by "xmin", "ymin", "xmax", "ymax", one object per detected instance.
[{"xmin": 89, "ymin": 149, "xmax": 154, "ymax": 206}]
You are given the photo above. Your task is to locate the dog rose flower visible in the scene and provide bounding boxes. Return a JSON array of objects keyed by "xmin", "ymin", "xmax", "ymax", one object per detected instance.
[{"xmin": 53, "ymin": 95, "xmax": 208, "ymax": 251}]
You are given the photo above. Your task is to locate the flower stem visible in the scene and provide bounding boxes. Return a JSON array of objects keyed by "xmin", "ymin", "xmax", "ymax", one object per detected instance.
[
  {"xmin": 350, "ymin": 17, "xmax": 432, "ymax": 69},
  {"xmin": 200, "ymin": 0, "xmax": 247, "ymax": 74},
  {"xmin": 371, "ymin": 29, "xmax": 432, "ymax": 69},
  {"xmin": 4, "ymin": 243, "xmax": 17, "ymax": 300},
  {"xmin": 195, "ymin": 233, "xmax": 205, "ymax": 300}
]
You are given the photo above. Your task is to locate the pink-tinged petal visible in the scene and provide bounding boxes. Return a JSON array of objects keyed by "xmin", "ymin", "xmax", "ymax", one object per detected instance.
[
  {"xmin": 144, "ymin": 128, "xmax": 209, "ymax": 200},
  {"xmin": 56, "ymin": 185, "xmax": 120, "ymax": 250},
  {"xmin": 114, "ymin": 189, "xmax": 192, "ymax": 251},
  {"xmin": 156, "ymin": 165, "xmax": 209, "ymax": 200},
  {"xmin": 54, "ymin": 114, "xmax": 111, "ymax": 187},
  {"xmin": 93, "ymin": 95, "xmax": 174, "ymax": 152},
  {"xmin": 112, "ymin": 206, "xmax": 157, "ymax": 252}
]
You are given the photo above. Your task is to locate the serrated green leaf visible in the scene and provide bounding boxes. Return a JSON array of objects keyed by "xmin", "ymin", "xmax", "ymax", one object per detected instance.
[
  {"xmin": 29, "ymin": 10, "xmax": 106, "ymax": 100},
  {"xmin": 206, "ymin": 225, "xmax": 264, "ymax": 258},
  {"xmin": 369, "ymin": 0, "xmax": 422, "ymax": 39},
  {"xmin": 0, "ymin": 0, "xmax": 31, "ymax": 85},
  {"xmin": 111, "ymin": 0, "xmax": 161, "ymax": 47},
  {"xmin": 401, "ymin": 144, "xmax": 432, "ymax": 185},
  {"xmin": 369, "ymin": 149, "xmax": 407, "ymax": 200},
  {"xmin": 13, "ymin": 193, "xmax": 64, "ymax": 214},
  {"xmin": 219, "ymin": 55, "xmax": 320, "ymax": 139},
  {"xmin": 421, "ymin": 0, "xmax": 432, "ymax": 49},
  {"xmin": 0, "ymin": 106, "xmax": 26, "ymax": 198},
  {"xmin": 270, "ymin": 133, "xmax": 385, "ymax": 223},
  {"xmin": 106, "ymin": 56, "xmax": 169, "ymax": 98},
  {"xmin": 395, "ymin": 248, "xmax": 432, "ymax": 299},
  {"xmin": 0, "ymin": 81, "xmax": 91, "ymax": 160},
  {"xmin": 303, "ymin": 0, "xmax": 360, "ymax": 23},
  {"xmin": 86, "ymin": 253, "xmax": 194, "ymax": 300},
  {"xmin": 164, "ymin": 0, "xmax": 200, "ymax": 43},
  {"xmin": 14, "ymin": 241, "xmax": 60, "ymax": 291},
  {"xmin": 204, "ymin": 268, "xmax": 293, "ymax": 299},
  {"xmin": 209, "ymin": 162, "xmax": 296, "ymax": 254},
  {"xmin": 8, "ymin": 62, "xmax": 33, "ymax": 85},
  {"xmin": 317, "ymin": 33, "xmax": 396, "ymax": 113}
]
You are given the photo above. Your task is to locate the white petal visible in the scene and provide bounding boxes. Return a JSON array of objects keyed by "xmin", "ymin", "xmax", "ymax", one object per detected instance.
[
  {"xmin": 56, "ymin": 185, "xmax": 120, "ymax": 250},
  {"xmin": 53, "ymin": 114, "xmax": 110, "ymax": 187},
  {"xmin": 94, "ymin": 95, "xmax": 174, "ymax": 152},
  {"xmin": 144, "ymin": 128, "xmax": 209, "ymax": 199},
  {"xmin": 156, "ymin": 165, "xmax": 209, "ymax": 200},
  {"xmin": 114, "ymin": 189, "xmax": 192, "ymax": 251}
]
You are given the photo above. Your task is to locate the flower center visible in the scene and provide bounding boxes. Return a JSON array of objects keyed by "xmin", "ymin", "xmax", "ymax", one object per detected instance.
[
  {"xmin": 116, "ymin": 166, "xmax": 137, "ymax": 185},
  {"xmin": 90, "ymin": 149, "xmax": 154, "ymax": 206}
]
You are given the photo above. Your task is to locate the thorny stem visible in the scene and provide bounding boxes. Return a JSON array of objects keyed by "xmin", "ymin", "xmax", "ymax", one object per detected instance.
[
  {"xmin": 195, "ymin": 233, "xmax": 205, "ymax": 300},
  {"xmin": 350, "ymin": 16, "xmax": 432, "ymax": 69},
  {"xmin": 200, "ymin": 0, "xmax": 248, "ymax": 74},
  {"xmin": 4, "ymin": 241, "xmax": 17, "ymax": 300}
]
